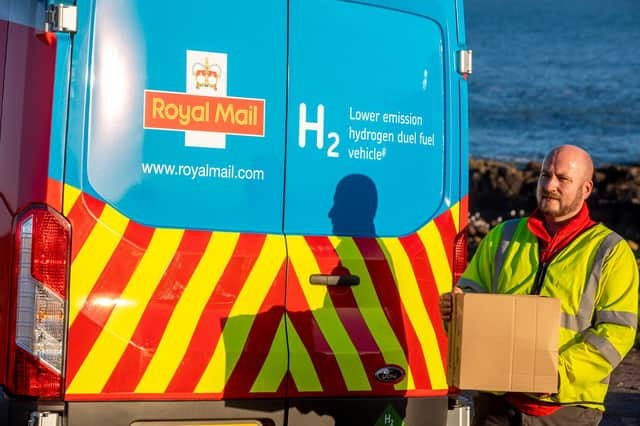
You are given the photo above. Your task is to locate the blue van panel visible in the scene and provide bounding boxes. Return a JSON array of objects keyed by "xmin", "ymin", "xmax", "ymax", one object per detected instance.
[
  {"xmin": 65, "ymin": 0, "xmax": 466, "ymax": 236},
  {"xmin": 284, "ymin": 0, "xmax": 448, "ymax": 237},
  {"xmin": 66, "ymin": 0, "xmax": 287, "ymax": 233},
  {"xmin": 48, "ymin": 33, "xmax": 72, "ymax": 184}
]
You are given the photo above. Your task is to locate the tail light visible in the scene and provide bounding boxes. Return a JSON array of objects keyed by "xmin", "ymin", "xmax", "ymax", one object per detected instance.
[
  {"xmin": 452, "ymin": 227, "xmax": 468, "ymax": 285},
  {"xmin": 10, "ymin": 205, "xmax": 70, "ymax": 398},
  {"xmin": 448, "ymin": 227, "xmax": 468, "ymax": 396}
]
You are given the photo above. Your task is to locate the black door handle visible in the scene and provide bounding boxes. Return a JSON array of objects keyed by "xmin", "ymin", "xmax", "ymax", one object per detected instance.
[{"xmin": 309, "ymin": 274, "xmax": 360, "ymax": 286}]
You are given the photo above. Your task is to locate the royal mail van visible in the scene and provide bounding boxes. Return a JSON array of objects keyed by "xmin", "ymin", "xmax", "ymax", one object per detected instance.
[{"xmin": 0, "ymin": 1, "xmax": 471, "ymax": 425}]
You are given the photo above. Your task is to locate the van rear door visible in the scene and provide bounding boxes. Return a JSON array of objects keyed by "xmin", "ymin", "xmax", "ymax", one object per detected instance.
[
  {"xmin": 63, "ymin": 1, "xmax": 289, "ymax": 423},
  {"xmin": 284, "ymin": 0, "xmax": 465, "ymax": 423}
]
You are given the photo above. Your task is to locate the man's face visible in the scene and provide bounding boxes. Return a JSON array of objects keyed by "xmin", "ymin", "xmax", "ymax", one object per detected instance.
[{"xmin": 536, "ymin": 150, "xmax": 590, "ymax": 222}]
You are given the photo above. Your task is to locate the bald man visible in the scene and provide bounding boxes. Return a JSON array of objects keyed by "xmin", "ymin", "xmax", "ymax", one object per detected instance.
[{"xmin": 440, "ymin": 145, "xmax": 638, "ymax": 426}]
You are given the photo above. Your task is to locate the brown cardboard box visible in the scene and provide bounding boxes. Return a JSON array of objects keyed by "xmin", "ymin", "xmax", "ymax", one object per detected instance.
[{"xmin": 447, "ymin": 293, "xmax": 561, "ymax": 393}]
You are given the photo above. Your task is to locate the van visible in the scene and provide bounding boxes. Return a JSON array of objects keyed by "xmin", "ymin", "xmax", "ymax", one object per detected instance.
[{"xmin": 0, "ymin": 1, "xmax": 471, "ymax": 424}]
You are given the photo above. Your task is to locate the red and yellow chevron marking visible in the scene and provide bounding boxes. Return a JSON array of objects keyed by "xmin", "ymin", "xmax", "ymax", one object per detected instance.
[
  {"xmin": 61, "ymin": 181, "xmax": 466, "ymax": 401},
  {"xmin": 63, "ymin": 186, "xmax": 287, "ymax": 400},
  {"xmin": 284, "ymin": 201, "xmax": 461, "ymax": 397}
]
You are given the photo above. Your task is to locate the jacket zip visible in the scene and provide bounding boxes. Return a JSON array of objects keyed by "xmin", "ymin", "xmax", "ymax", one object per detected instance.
[{"xmin": 530, "ymin": 261, "xmax": 549, "ymax": 295}]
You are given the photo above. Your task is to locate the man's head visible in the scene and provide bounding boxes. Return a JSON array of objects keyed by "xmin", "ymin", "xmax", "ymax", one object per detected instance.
[{"xmin": 536, "ymin": 144, "xmax": 594, "ymax": 224}]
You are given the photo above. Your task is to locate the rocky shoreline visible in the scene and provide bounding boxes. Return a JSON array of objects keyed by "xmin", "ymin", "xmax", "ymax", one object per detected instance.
[{"xmin": 467, "ymin": 158, "xmax": 640, "ymax": 261}]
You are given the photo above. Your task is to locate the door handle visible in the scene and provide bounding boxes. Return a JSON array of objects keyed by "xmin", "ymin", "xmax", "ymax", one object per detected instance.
[{"xmin": 309, "ymin": 274, "xmax": 360, "ymax": 286}]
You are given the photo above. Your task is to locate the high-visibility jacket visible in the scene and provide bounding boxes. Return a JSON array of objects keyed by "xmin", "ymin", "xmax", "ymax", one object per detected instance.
[{"xmin": 458, "ymin": 218, "xmax": 639, "ymax": 409}]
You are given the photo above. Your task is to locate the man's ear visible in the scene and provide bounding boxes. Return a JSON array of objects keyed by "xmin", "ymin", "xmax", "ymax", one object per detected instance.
[{"xmin": 583, "ymin": 179, "xmax": 594, "ymax": 199}]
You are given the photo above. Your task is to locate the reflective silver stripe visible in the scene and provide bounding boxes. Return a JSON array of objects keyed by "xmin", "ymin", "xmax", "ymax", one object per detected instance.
[
  {"xmin": 561, "ymin": 313, "xmax": 581, "ymax": 331},
  {"xmin": 457, "ymin": 278, "xmax": 487, "ymax": 293},
  {"xmin": 493, "ymin": 220, "xmax": 521, "ymax": 294},
  {"xmin": 595, "ymin": 311, "xmax": 638, "ymax": 328},
  {"xmin": 574, "ymin": 232, "xmax": 623, "ymax": 332},
  {"xmin": 583, "ymin": 330, "xmax": 622, "ymax": 368}
]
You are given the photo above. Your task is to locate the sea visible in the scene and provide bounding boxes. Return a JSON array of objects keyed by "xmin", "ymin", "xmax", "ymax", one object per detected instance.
[{"xmin": 464, "ymin": 0, "xmax": 640, "ymax": 167}]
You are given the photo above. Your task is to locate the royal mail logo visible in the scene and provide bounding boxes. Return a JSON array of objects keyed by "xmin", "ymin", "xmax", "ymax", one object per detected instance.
[
  {"xmin": 143, "ymin": 50, "xmax": 265, "ymax": 149},
  {"xmin": 144, "ymin": 91, "xmax": 264, "ymax": 135}
]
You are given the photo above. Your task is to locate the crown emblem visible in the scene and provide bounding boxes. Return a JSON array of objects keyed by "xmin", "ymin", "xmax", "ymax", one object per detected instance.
[{"xmin": 192, "ymin": 57, "xmax": 222, "ymax": 90}]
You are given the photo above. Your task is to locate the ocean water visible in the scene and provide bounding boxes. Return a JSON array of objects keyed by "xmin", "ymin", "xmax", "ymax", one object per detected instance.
[{"xmin": 465, "ymin": 0, "xmax": 640, "ymax": 166}]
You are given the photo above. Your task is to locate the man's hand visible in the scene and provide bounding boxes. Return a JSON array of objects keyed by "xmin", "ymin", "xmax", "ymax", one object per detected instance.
[{"xmin": 439, "ymin": 286, "xmax": 463, "ymax": 322}]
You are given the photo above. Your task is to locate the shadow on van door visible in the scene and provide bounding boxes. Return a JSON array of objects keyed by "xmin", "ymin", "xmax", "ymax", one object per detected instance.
[{"xmin": 328, "ymin": 174, "xmax": 377, "ymax": 237}]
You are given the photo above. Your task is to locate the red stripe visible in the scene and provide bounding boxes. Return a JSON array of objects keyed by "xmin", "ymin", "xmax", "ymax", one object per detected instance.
[
  {"xmin": 101, "ymin": 230, "xmax": 212, "ymax": 393},
  {"xmin": 67, "ymin": 193, "xmax": 106, "ymax": 262},
  {"xmin": 65, "ymin": 221, "xmax": 155, "ymax": 386},
  {"xmin": 279, "ymin": 371, "xmax": 293, "ymax": 395},
  {"xmin": 46, "ymin": 178, "xmax": 63, "ymax": 212},
  {"xmin": 304, "ymin": 236, "xmax": 391, "ymax": 394},
  {"xmin": 434, "ymin": 209, "xmax": 456, "ymax": 269},
  {"xmin": 286, "ymin": 266, "xmax": 347, "ymax": 395},
  {"xmin": 64, "ymin": 386, "xmax": 446, "ymax": 401},
  {"xmin": 399, "ymin": 233, "xmax": 448, "ymax": 367},
  {"xmin": 460, "ymin": 195, "xmax": 469, "ymax": 230},
  {"xmin": 353, "ymin": 238, "xmax": 432, "ymax": 390},
  {"xmin": 165, "ymin": 234, "xmax": 267, "ymax": 393},
  {"xmin": 223, "ymin": 262, "xmax": 287, "ymax": 397}
]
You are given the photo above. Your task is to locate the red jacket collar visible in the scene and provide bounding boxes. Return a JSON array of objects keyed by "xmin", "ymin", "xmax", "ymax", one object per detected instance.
[{"xmin": 527, "ymin": 203, "xmax": 595, "ymax": 263}]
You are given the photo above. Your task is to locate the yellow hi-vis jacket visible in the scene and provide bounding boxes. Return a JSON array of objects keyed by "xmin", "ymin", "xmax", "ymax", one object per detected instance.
[{"xmin": 458, "ymin": 218, "xmax": 639, "ymax": 409}]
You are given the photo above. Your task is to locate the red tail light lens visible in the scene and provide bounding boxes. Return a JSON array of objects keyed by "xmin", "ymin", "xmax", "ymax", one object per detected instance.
[
  {"xmin": 31, "ymin": 209, "xmax": 69, "ymax": 298},
  {"xmin": 13, "ymin": 347, "xmax": 63, "ymax": 398},
  {"xmin": 11, "ymin": 205, "xmax": 70, "ymax": 398}
]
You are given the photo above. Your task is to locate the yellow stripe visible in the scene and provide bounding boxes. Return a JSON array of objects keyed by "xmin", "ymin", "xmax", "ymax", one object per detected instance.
[
  {"xmin": 68, "ymin": 205, "xmax": 130, "ymax": 326},
  {"xmin": 287, "ymin": 236, "xmax": 370, "ymax": 392},
  {"xmin": 135, "ymin": 232, "xmax": 240, "ymax": 393},
  {"xmin": 450, "ymin": 201, "xmax": 461, "ymax": 233},
  {"xmin": 195, "ymin": 235, "xmax": 285, "ymax": 393},
  {"xmin": 250, "ymin": 315, "xmax": 288, "ymax": 393},
  {"xmin": 67, "ymin": 228, "xmax": 184, "ymax": 394},
  {"xmin": 286, "ymin": 314, "xmax": 322, "ymax": 392},
  {"xmin": 418, "ymin": 221, "xmax": 453, "ymax": 295},
  {"xmin": 328, "ymin": 236, "xmax": 415, "ymax": 391},
  {"xmin": 379, "ymin": 237, "xmax": 447, "ymax": 389},
  {"xmin": 62, "ymin": 184, "xmax": 81, "ymax": 215}
]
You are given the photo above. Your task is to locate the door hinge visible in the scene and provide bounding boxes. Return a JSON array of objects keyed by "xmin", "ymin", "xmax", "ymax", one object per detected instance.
[
  {"xmin": 45, "ymin": 4, "xmax": 78, "ymax": 33},
  {"xmin": 458, "ymin": 50, "xmax": 473, "ymax": 75}
]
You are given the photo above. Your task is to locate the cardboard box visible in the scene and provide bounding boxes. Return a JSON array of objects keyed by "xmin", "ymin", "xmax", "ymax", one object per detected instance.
[{"xmin": 447, "ymin": 293, "xmax": 560, "ymax": 393}]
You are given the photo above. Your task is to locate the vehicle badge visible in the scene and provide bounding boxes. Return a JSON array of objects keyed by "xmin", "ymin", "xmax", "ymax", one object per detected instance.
[{"xmin": 374, "ymin": 365, "xmax": 405, "ymax": 384}]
